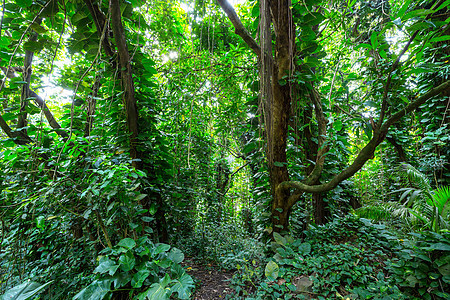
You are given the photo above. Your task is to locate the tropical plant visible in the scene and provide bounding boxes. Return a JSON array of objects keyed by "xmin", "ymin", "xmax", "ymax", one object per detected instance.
[
  {"xmin": 0, "ymin": 280, "xmax": 53, "ymax": 300},
  {"xmin": 396, "ymin": 164, "xmax": 450, "ymax": 232},
  {"xmin": 357, "ymin": 163, "xmax": 450, "ymax": 232},
  {"xmin": 74, "ymin": 237, "xmax": 194, "ymax": 300}
]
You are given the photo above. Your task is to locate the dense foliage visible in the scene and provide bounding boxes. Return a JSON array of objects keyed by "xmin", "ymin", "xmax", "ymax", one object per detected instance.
[{"xmin": 0, "ymin": 0, "xmax": 449, "ymax": 299}]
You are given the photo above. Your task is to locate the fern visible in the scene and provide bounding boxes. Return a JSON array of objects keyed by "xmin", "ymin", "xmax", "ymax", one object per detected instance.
[{"xmin": 359, "ymin": 163, "xmax": 449, "ymax": 232}]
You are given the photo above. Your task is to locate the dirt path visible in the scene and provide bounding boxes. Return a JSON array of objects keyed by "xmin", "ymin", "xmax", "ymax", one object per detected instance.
[{"xmin": 184, "ymin": 259, "xmax": 234, "ymax": 299}]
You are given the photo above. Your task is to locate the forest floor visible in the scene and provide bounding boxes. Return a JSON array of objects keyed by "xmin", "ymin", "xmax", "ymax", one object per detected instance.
[{"xmin": 184, "ymin": 258, "xmax": 234, "ymax": 299}]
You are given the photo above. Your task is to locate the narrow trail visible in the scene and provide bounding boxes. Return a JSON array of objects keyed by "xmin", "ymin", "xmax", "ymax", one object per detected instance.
[{"xmin": 184, "ymin": 259, "xmax": 234, "ymax": 299}]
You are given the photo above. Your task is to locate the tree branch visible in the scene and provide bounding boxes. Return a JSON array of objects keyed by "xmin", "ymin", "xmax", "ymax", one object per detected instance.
[
  {"xmin": 278, "ymin": 79, "xmax": 450, "ymax": 194},
  {"xmin": 0, "ymin": 114, "xmax": 33, "ymax": 145},
  {"xmin": 29, "ymin": 90, "xmax": 69, "ymax": 139},
  {"xmin": 378, "ymin": 30, "xmax": 419, "ymax": 128},
  {"xmin": 376, "ymin": 0, "xmax": 445, "ymax": 128},
  {"xmin": 216, "ymin": 162, "xmax": 250, "ymax": 196},
  {"xmin": 217, "ymin": 0, "xmax": 261, "ymax": 57},
  {"xmin": 304, "ymin": 88, "xmax": 329, "ymax": 185}
]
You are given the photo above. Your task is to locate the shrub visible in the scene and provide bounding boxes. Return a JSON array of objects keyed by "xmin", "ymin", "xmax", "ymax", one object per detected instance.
[{"xmin": 74, "ymin": 237, "xmax": 194, "ymax": 299}]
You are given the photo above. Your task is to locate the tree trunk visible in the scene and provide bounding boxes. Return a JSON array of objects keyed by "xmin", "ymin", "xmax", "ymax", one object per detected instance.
[
  {"xmin": 313, "ymin": 193, "xmax": 330, "ymax": 225},
  {"xmin": 110, "ymin": 0, "xmax": 169, "ymax": 242},
  {"xmin": 262, "ymin": 0, "xmax": 294, "ymax": 233},
  {"xmin": 218, "ymin": 0, "xmax": 450, "ymax": 234}
]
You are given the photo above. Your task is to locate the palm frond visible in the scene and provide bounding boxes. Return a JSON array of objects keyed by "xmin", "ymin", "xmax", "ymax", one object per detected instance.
[
  {"xmin": 431, "ymin": 186, "xmax": 450, "ymax": 215},
  {"xmin": 399, "ymin": 163, "xmax": 432, "ymax": 192},
  {"xmin": 355, "ymin": 202, "xmax": 428, "ymax": 229}
]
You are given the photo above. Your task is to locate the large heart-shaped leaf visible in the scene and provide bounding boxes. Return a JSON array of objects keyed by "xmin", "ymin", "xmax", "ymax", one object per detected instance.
[
  {"xmin": 265, "ymin": 261, "xmax": 279, "ymax": 280},
  {"xmin": 72, "ymin": 279, "xmax": 111, "ymax": 300},
  {"xmin": 167, "ymin": 247, "xmax": 184, "ymax": 264},
  {"xmin": 118, "ymin": 238, "xmax": 136, "ymax": 250},
  {"xmin": 131, "ymin": 269, "xmax": 151, "ymax": 288},
  {"xmin": 139, "ymin": 274, "xmax": 171, "ymax": 300},
  {"xmin": 171, "ymin": 273, "xmax": 194, "ymax": 299},
  {"xmin": 1, "ymin": 280, "xmax": 53, "ymax": 300},
  {"xmin": 94, "ymin": 257, "xmax": 119, "ymax": 275},
  {"xmin": 119, "ymin": 252, "xmax": 136, "ymax": 272}
]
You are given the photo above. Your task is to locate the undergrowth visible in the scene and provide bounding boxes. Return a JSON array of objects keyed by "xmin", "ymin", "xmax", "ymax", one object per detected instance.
[{"xmin": 225, "ymin": 215, "xmax": 450, "ymax": 300}]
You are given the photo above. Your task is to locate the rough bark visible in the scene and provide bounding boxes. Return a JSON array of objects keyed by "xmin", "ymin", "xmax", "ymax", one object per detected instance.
[
  {"xmin": 313, "ymin": 193, "xmax": 330, "ymax": 225},
  {"xmin": 266, "ymin": 0, "xmax": 295, "ymax": 232}
]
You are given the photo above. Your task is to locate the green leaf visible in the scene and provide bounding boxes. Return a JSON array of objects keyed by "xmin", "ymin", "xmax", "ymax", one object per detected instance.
[
  {"xmin": 0, "ymin": 37, "xmax": 10, "ymax": 48},
  {"xmin": 15, "ymin": 0, "xmax": 32, "ymax": 8},
  {"xmin": 119, "ymin": 252, "xmax": 135, "ymax": 272},
  {"xmin": 117, "ymin": 238, "xmax": 136, "ymax": 250},
  {"xmin": 73, "ymin": 280, "xmax": 111, "ymax": 300},
  {"xmin": 131, "ymin": 269, "xmax": 151, "ymax": 288},
  {"xmin": 364, "ymin": 122, "xmax": 373, "ymax": 140},
  {"xmin": 167, "ymin": 247, "xmax": 184, "ymax": 264},
  {"xmin": 149, "ymin": 203, "xmax": 158, "ymax": 215},
  {"xmin": 112, "ymin": 273, "xmax": 130, "ymax": 289},
  {"xmin": 251, "ymin": 3, "xmax": 259, "ymax": 17},
  {"xmin": 426, "ymin": 243, "xmax": 450, "ymax": 251},
  {"xmin": 273, "ymin": 232, "xmax": 286, "ymax": 245},
  {"xmin": 23, "ymin": 41, "xmax": 43, "ymax": 53},
  {"xmin": 142, "ymin": 216, "xmax": 154, "ymax": 222},
  {"xmin": 431, "ymin": 35, "xmax": 450, "ymax": 42},
  {"xmin": 134, "ymin": 193, "xmax": 147, "ymax": 202},
  {"xmin": 370, "ymin": 32, "xmax": 379, "ymax": 49},
  {"xmin": 1, "ymin": 280, "xmax": 53, "ymax": 300},
  {"xmin": 300, "ymin": 27, "xmax": 316, "ymax": 41},
  {"xmin": 365, "ymin": 100, "xmax": 378, "ymax": 108},
  {"xmin": 407, "ymin": 21, "xmax": 433, "ymax": 32},
  {"xmin": 302, "ymin": 12, "xmax": 324, "ymax": 26},
  {"xmin": 304, "ymin": 56, "xmax": 320, "ymax": 67},
  {"xmin": 298, "ymin": 242, "xmax": 311, "ymax": 255},
  {"xmin": 30, "ymin": 23, "xmax": 47, "ymax": 34},
  {"xmin": 171, "ymin": 263, "xmax": 185, "ymax": 278},
  {"xmin": 265, "ymin": 261, "xmax": 279, "ymax": 280},
  {"xmin": 71, "ymin": 12, "xmax": 87, "ymax": 24},
  {"xmin": 333, "ymin": 120, "xmax": 343, "ymax": 131},
  {"xmin": 243, "ymin": 142, "xmax": 257, "ymax": 153},
  {"xmin": 438, "ymin": 263, "xmax": 450, "ymax": 276},
  {"xmin": 273, "ymin": 161, "xmax": 284, "ymax": 167},
  {"xmin": 347, "ymin": 0, "xmax": 357, "ymax": 8},
  {"xmin": 404, "ymin": 9, "xmax": 435, "ymax": 20},
  {"xmin": 94, "ymin": 257, "xmax": 119, "ymax": 276},
  {"xmin": 153, "ymin": 243, "xmax": 171, "ymax": 256},
  {"xmin": 300, "ymin": 41, "xmax": 318, "ymax": 53},
  {"xmin": 356, "ymin": 43, "xmax": 372, "ymax": 50},
  {"xmin": 36, "ymin": 216, "xmax": 45, "ymax": 229},
  {"xmin": 140, "ymin": 275, "xmax": 171, "ymax": 300},
  {"xmin": 397, "ymin": 0, "xmax": 411, "ymax": 19},
  {"xmin": 171, "ymin": 273, "xmax": 194, "ymax": 299},
  {"xmin": 2, "ymin": 112, "xmax": 16, "ymax": 122}
]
